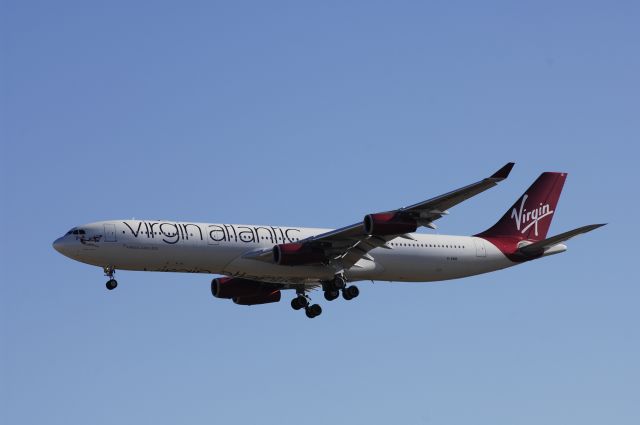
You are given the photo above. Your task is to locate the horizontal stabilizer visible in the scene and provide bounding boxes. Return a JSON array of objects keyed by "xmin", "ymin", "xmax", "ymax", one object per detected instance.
[{"xmin": 518, "ymin": 224, "xmax": 606, "ymax": 257}]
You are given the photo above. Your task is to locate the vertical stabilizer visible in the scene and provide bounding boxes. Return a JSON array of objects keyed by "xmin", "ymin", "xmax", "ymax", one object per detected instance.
[{"xmin": 477, "ymin": 172, "xmax": 567, "ymax": 242}]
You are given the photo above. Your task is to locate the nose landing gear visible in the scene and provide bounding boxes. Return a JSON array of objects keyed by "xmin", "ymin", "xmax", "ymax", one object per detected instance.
[{"xmin": 104, "ymin": 266, "xmax": 117, "ymax": 290}]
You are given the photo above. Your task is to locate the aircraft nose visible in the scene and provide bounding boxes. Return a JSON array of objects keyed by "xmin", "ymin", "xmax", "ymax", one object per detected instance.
[{"xmin": 52, "ymin": 237, "xmax": 68, "ymax": 255}]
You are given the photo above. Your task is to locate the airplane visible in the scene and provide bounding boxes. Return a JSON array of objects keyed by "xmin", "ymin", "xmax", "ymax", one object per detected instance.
[{"xmin": 52, "ymin": 163, "xmax": 604, "ymax": 319}]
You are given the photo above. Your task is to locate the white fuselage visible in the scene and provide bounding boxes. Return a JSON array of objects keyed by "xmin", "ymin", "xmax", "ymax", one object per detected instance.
[{"xmin": 53, "ymin": 220, "xmax": 527, "ymax": 287}]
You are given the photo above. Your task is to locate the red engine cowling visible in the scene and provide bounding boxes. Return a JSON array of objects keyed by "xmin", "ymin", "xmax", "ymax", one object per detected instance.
[
  {"xmin": 211, "ymin": 277, "xmax": 276, "ymax": 299},
  {"xmin": 233, "ymin": 290, "xmax": 281, "ymax": 305},
  {"xmin": 273, "ymin": 243, "xmax": 325, "ymax": 266},
  {"xmin": 363, "ymin": 212, "xmax": 417, "ymax": 236}
]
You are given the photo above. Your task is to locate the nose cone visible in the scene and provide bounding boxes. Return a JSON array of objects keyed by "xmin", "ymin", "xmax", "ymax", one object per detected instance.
[
  {"xmin": 52, "ymin": 237, "xmax": 64, "ymax": 254},
  {"xmin": 52, "ymin": 237, "xmax": 74, "ymax": 257}
]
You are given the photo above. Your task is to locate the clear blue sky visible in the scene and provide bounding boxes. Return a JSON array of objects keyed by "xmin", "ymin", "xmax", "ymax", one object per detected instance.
[{"xmin": 1, "ymin": 1, "xmax": 638, "ymax": 424}]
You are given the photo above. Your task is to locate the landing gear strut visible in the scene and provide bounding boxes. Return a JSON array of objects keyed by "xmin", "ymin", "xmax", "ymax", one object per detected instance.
[
  {"xmin": 322, "ymin": 275, "xmax": 344, "ymax": 301},
  {"xmin": 291, "ymin": 290, "xmax": 322, "ymax": 319},
  {"xmin": 104, "ymin": 266, "xmax": 117, "ymax": 290}
]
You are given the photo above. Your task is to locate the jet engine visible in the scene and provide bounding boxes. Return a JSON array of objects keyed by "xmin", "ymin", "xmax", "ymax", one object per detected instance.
[
  {"xmin": 273, "ymin": 243, "xmax": 325, "ymax": 266},
  {"xmin": 363, "ymin": 212, "xmax": 417, "ymax": 236},
  {"xmin": 233, "ymin": 291, "xmax": 282, "ymax": 305},
  {"xmin": 211, "ymin": 277, "xmax": 278, "ymax": 300}
]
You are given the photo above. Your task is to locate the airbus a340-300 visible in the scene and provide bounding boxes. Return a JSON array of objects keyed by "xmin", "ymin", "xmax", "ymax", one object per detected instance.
[{"xmin": 53, "ymin": 163, "xmax": 604, "ymax": 318}]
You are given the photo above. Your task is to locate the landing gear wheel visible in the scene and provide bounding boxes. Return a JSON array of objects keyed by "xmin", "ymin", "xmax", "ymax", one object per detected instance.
[
  {"xmin": 342, "ymin": 285, "xmax": 359, "ymax": 300},
  {"xmin": 346, "ymin": 285, "xmax": 359, "ymax": 299},
  {"xmin": 332, "ymin": 275, "xmax": 346, "ymax": 290},
  {"xmin": 305, "ymin": 304, "xmax": 322, "ymax": 318},
  {"xmin": 309, "ymin": 304, "xmax": 322, "ymax": 316},
  {"xmin": 324, "ymin": 290, "xmax": 339, "ymax": 301},
  {"xmin": 103, "ymin": 266, "xmax": 117, "ymax": 290},
  {"xmin": 291, "ymin": 298, "xmax": 303, "ymax": 310},
  {"xmin": 291, "ymin": 294, "xmax": 309, "ymax": 310},
  {"xmin": 296, "ymin": 294, "xmax": 309, "ymax": 308}
]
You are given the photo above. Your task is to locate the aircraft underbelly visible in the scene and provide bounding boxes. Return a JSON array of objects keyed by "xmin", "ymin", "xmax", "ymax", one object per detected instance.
[
  {"xmin": 363, "ymin": 244, "xmax": 513, "ymax": 282},
  {"xmin": 222, "ymin": 257, "xmax": 334, "ymax": 282}
]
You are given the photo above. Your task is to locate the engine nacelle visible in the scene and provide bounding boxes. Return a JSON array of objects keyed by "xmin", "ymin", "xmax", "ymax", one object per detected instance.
[
  {"xmin": 233, "ymin": 290, "xmax": 282, "ymax": 305},
  {"xmin": 363, "ymin": 212, "xmax": 417, "ymax": 236},
  {"xmin": 273, "ymin": 243, "xmax": 325, "ymax": 266},
  {"xmin": 211, "ymin": 277, "xmax": 276, "ymax": 299}
]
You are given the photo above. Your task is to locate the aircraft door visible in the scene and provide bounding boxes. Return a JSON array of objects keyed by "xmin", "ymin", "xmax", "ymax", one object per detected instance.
[
  {"xmin": 104, "ymin": 223, "xmax": 117, "ymax": 242},
  {"xmin": 473, "ymin": 238, "xmax": 486, "ymax": 257}
]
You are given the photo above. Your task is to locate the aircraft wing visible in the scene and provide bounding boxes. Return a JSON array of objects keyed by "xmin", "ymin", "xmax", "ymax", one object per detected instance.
[{"xmin": 246, "ymin": 162, "xmax": 514, "ymax": 270}]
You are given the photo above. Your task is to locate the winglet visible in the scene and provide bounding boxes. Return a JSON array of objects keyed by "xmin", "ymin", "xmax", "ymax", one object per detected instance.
[{"xmin": 490, "ymin": 162, "xmax": 515, "ymax": 180}]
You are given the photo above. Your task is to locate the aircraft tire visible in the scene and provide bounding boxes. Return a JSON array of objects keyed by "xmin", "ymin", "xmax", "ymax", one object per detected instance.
[
  {"xmin": 296, "ymin": 294, "xmax": 309, "ymax": 308},
  {"xmin": 333, "ymin": 275, "xmax": 346, "ymax": 290},
  {"xmin": 347, "ymin": 285, "xmax": 359, "ymax": 299},
  {"xmin": 106, "ymin": 279, "xmax": 118, "ymax": 290},
  {"xmin": 309, "ymin": 304, "xmax": 322, "ymax": 317},
  {"xmin": 305, "ymin": 304, "xmax": 322, "ymax": 318},
  {"xmin": 324, "ymin": 290, "xmax": 339, "ymax": 301},
  {"xmin": 342, "ymin": 289, "xmax": 353, "ymax": 301},
  {"xmin": 291, "ymin": 298, "xmax": 303, "ymax": 310}
]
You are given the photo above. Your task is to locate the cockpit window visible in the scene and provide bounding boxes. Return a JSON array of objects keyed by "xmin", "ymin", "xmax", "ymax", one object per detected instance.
[{"xmin": 79, "ymin": 229, "xmax": 86, "ymax": 235}]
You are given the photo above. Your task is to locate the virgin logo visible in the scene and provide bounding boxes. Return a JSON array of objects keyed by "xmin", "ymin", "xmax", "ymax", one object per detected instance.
[{"xmin": 511, "ymin": 194, "xmax": 554, "ymax": 237}]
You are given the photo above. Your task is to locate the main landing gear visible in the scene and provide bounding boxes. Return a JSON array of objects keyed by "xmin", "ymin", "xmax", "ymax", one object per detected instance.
[
  {"xmin": 292, "ymin": 275, "xmax": 360, "ymax": 319},
  {"xmin": 322, "ymin": 275, "xmax": 359, "ymax": 302},
  {"xmin": 104, "ymin": 266, "xmax": 117, "ymax": 290},
  {"xmin": 290, "ymin": 292, "xmax": 322, "ymax": 319}
]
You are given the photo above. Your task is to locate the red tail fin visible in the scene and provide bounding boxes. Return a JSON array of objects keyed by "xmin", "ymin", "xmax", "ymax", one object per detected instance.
[{"xmin": 477, "ymin": 172, "xmax": 567, "ymax": 241}]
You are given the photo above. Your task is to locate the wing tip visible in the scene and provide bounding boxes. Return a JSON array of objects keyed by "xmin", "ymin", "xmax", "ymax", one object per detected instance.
[{"xmin": 490, "ymin": 162, "xmax": 515, "ymax": 180}]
